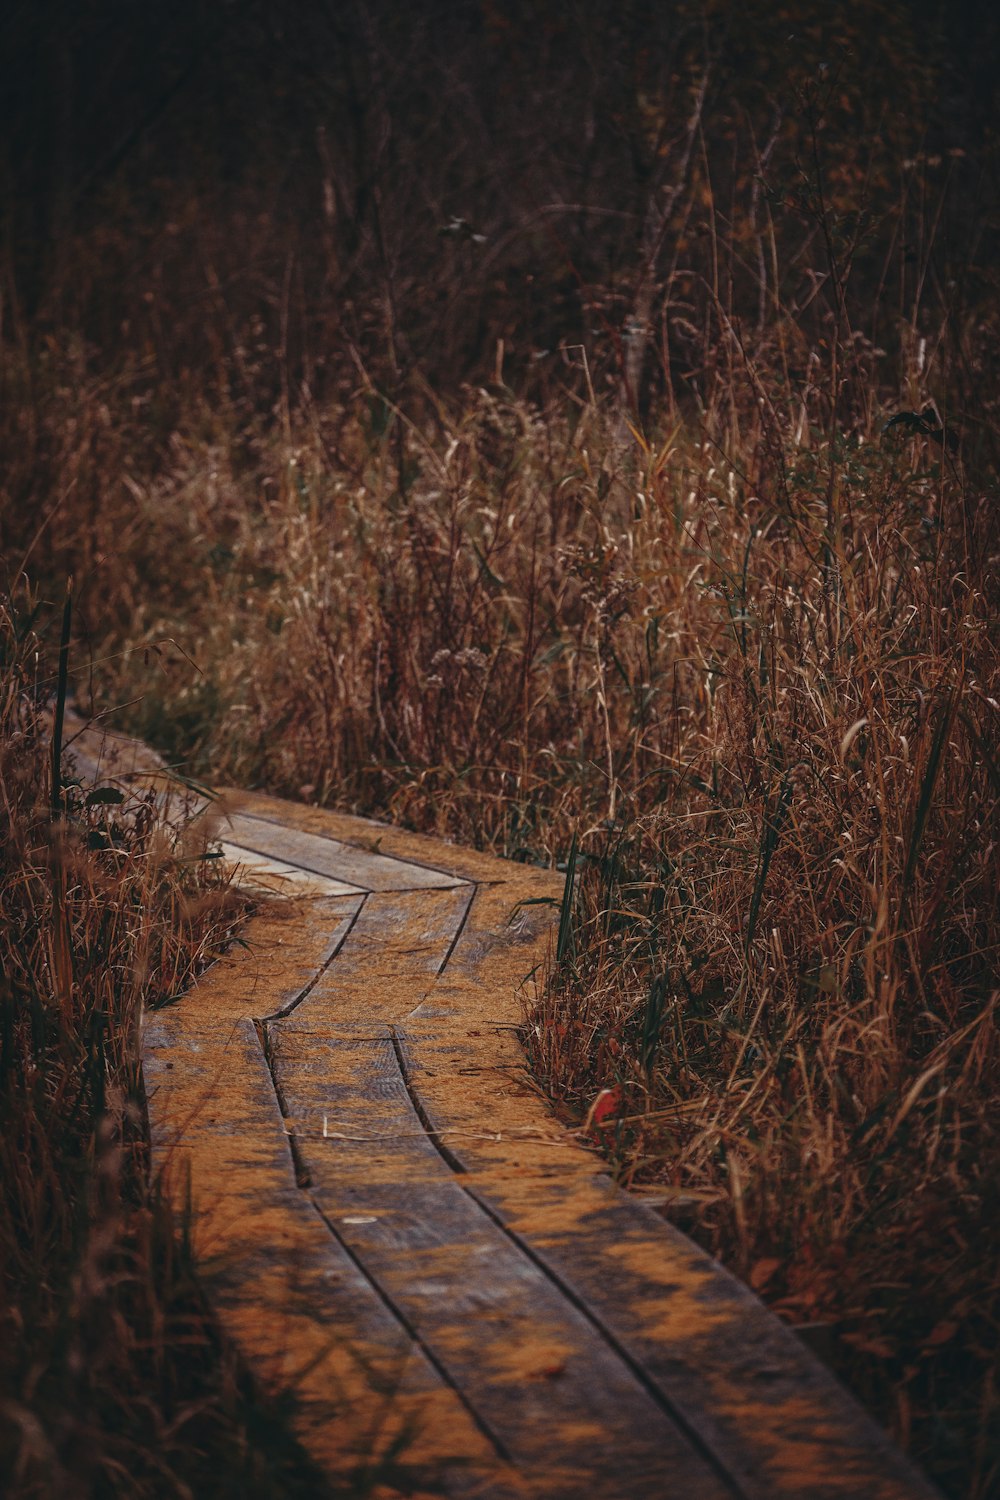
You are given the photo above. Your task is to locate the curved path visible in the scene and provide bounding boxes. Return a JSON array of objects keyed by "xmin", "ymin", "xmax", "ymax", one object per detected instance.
[{"xmin": 66, "ymin": 721, "xmax": 937, "ymax": 1498}]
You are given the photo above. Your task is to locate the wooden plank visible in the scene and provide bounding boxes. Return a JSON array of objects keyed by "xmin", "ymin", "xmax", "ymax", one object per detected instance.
[
  {"xmin": 222, "ymin": 811, "xmax": 469, "ymax": 891},
  {"xmin": 144, "ymin": 1012, "xmax": 303, "ymax": 1184},
  {"xmin": 294, "ymin": 887, "xmax": 475, "ymax": 1027},
  {"xmin": 269, "ymin": 1020, "xmax": 734, "ymax": 1500},
  {"xmin": 63, "ymin": 706, "xmax": 175, "ymax": 784},
  {"xmin": 223, "ymin": 788, "xmax": 562, "ymax": 893},
  {"xmin": 396, "ymin": 1022, "xmax": 940, "ymax": 1499},
  {"xmin": 139, "ymin": 782, "xmax": 940, "ymax": 1499},
  {"xmin": 390, "ymin": 879, "xmax": 939, "ymax": 1499},
  {"xmin": 143, "ymin": 1013, "xmax": 526, "ymax": 1498},
  {"xmin": 145, "ymin": 894, "xmax": 364, "ymax": 1026},
  {"xmin": 219, "ymin": 841, "xmax": 364, "ymax": 897},
  {"xmin": 412, "ymin": 878, "xmax": 559, "ymax": 1029}
]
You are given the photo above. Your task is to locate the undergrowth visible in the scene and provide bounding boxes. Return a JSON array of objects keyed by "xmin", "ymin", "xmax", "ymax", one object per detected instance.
[
  {"xmin": 0, "ymin": 594, "xmax": 338, "ymax": 1498},
  {"xmin": 523, "ymin": 417, "xmax": 999, "ymax": 1496},
  {"xmin": 5, "ymin": 374, "xmax": 996, "ymax": 1497},
  {"xmin": 1, "ymin": 4, "xmax": 998, "ymax": 1494}
]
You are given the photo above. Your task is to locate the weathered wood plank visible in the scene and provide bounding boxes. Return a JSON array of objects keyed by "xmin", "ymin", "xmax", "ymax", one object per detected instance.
[
  {"xmin": 222, "ymin": 810, "xmax": 469, "ymax": 891},
  {"xmin": 223, "ymin": 788, "xmax": 561, "ymax": 893},
  {"xmin": 148, "ymin": 894, "xmax": 365, "ymax": 1026},
  {"xmin": 294, "ymin": 887, "xmax": 475, "ymax": 1027},
  {"xmin": 395, "ymin": 1040, "xmax": 939, "ymax": 1498},
  {"xmin": 143, "ymin": 1013, "xmax": 526, "ymax": 1498},
  {"xmin": 269, "ymin": 1021, "xmax": 734, "ymax": 1500},
  {"xmin": 411, "ymin": 878, "xmax": 559, "ymax": 1029},
  {"xmin": 218, "ymin": 841, "xmax": 364, "ymax": 897}
]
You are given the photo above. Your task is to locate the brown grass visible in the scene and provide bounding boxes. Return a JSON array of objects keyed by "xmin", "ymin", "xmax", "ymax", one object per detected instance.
[
  {"xmin": 0, "ymin": 592, "xmax": 344, "ymax": 1497},
  {"xmin": 523, "ymin": 416, "xmax": 999, "ymax": 1498},
  {"xmin": 4, "ymin": 368, "xmax": 995, "ymax": 1495},
  {"xmin": 1, "ymin": 8, "xmax": 997, "ymax": 1491}
]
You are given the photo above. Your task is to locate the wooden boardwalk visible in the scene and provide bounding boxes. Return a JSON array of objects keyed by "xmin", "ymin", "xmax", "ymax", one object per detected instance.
[{"xmin": 65, "ymin": 723, "xmax": 938, "ymax": 1498}]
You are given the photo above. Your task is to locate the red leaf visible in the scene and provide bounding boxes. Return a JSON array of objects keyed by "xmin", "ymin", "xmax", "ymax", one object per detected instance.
[
  {"xmin": 585, "ymin": 1086, "xmax": 623, "ymax": 1132},
  {"xmin": 749, "ymin": 1257, "xmax": 782, "ymax": 1292}
]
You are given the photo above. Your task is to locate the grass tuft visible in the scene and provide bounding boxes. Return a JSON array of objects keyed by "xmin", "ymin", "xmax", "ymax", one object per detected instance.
[{"xmin": 0, "ymin": 591, "xmax": 341, "ymax": 1498}]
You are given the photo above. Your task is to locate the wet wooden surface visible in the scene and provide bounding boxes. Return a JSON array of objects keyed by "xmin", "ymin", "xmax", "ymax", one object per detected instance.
[{"xmin": 134, "ymin": 783, "xmax": 940, "ymax": 1499}]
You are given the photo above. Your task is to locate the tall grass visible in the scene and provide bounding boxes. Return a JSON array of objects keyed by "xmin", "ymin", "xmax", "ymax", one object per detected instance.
[
  {"xmin": 4, "ymin": 361, "xmax": 995, "ymax": 1493},
  {"xmin": 525, "ymin": 418, "xmax": 998, "ymax": 1499},
  {"xmin": 1, "ymin": 7, "xmax": 997, "ymax": 1491},
  {"xmin": 0, "ymin": 593, "xmax": 341, "ymax": 1497}
]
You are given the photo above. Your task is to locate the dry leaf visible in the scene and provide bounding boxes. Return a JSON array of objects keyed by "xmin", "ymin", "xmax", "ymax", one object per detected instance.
[{"xmin": 749, "ymin": 1256, "xmax": 782, "ymax": 1292}]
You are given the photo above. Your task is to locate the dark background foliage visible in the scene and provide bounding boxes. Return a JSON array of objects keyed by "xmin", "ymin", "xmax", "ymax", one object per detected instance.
[{"xmin": 3, "ymin": 0, "xmax": 997, "ymax": 407}]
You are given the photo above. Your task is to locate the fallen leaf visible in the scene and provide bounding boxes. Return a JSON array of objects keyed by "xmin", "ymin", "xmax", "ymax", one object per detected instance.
[
  {"xmin": 584, "ymin": 1086, "xmax": 623, "ymax": 1132},
  {"xmin": 749, "ymin": 1257, "xmax": 782, "ymax": 1292}
]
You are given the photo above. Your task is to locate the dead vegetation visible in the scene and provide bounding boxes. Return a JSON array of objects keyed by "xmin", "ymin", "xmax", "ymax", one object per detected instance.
[
  {"xmin": 0, "ymin": 597, "xmax": 341, "ymax": 1496},
  {"xmin": 1, "ymin": 3, "xmax": 998, "ymax": 1494}
]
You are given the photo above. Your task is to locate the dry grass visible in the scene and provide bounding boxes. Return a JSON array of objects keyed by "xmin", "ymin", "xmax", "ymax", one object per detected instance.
[
  {"xmin": 4, "ymin": 370, "xmax": 995, "ymax": 1495},
  {"xmin": 523, "ymin": 418, "xmax": 999, "ymax": 1498},
  {"xmin": 1, "ymin": 10, "xmax": 997, "ymax": 1491},
  {"xmin": 0, "ymin": 593, "xmax": 345, "ymax": 1497}
]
